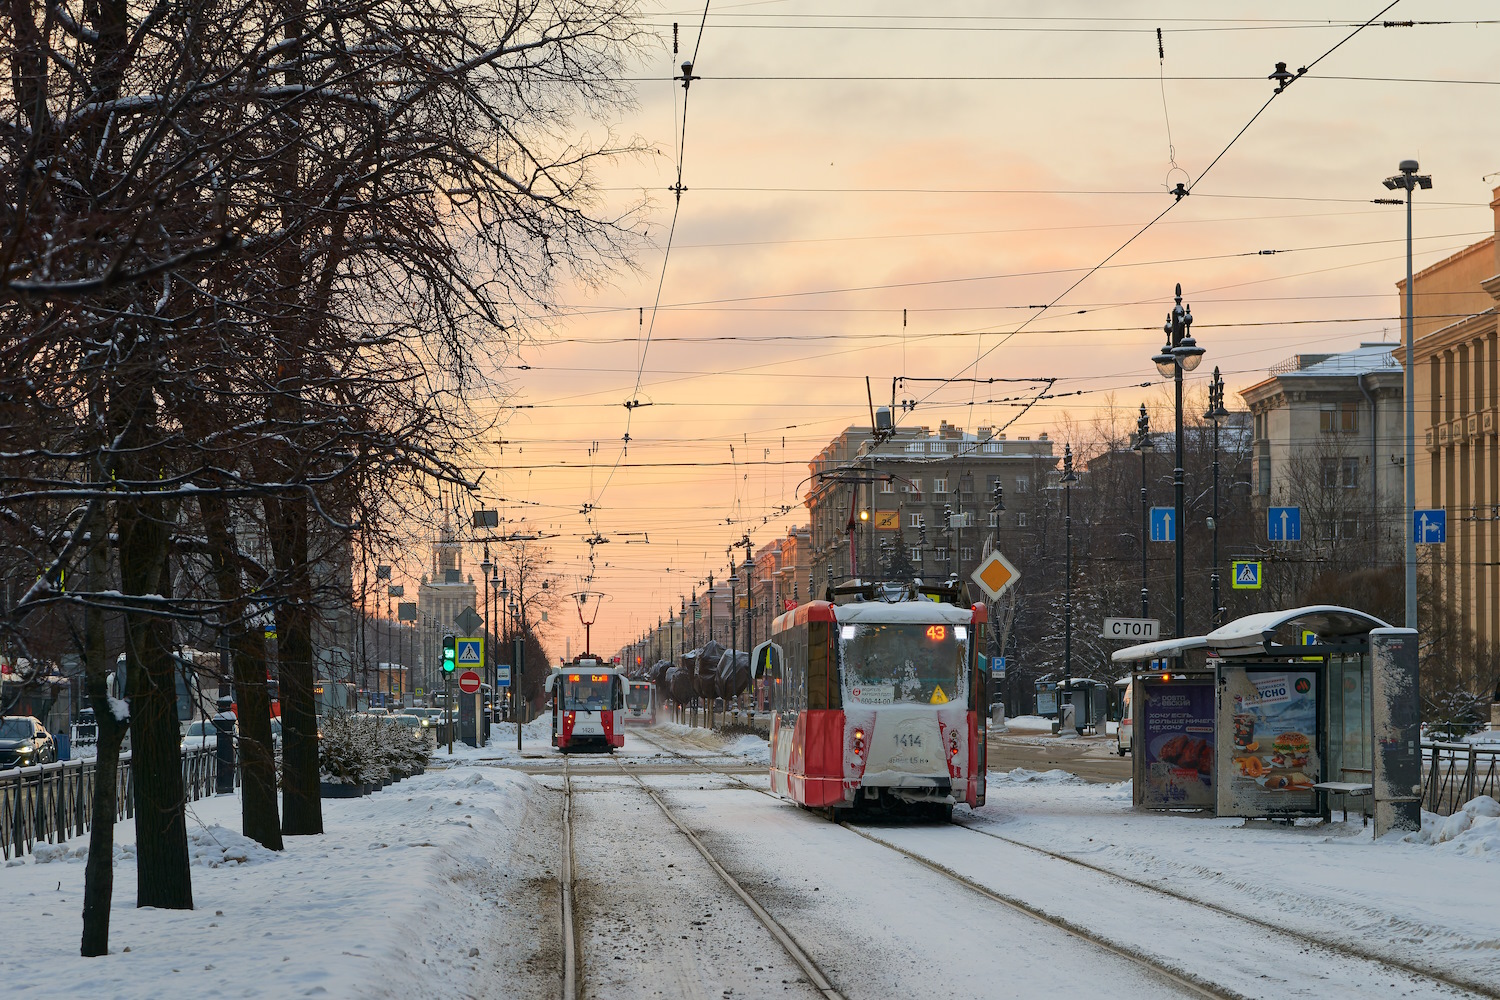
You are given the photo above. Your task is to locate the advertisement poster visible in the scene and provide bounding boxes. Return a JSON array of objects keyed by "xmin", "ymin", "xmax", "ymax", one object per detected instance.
[
  {"xmin": 1216, "ymin": 665, "xmax": 1321, "ymax": 817},
  {"xmin": 1139, "ymin": 680, "xmax": 1216, "ymax": 810}
]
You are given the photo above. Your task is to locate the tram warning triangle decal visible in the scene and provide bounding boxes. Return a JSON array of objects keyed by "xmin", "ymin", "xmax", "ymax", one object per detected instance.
[{"xmin": 929, "ymin": 685, "xmax": 949, "ymax": 705}]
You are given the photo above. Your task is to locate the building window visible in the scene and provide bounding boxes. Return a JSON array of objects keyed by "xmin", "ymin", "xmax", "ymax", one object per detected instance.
[
  {"xmin": 1320, "ymin": 404, "xmax": 1337, "ymax": 434},
  {"xmin": 1258, "ymin": 454, "xmax": 1271, "ymax": 495},
  {"xmin": 906, "ymin": 442, "xmax": 925, "ymax": 454},
  {"xmin": 902, "ymin": 478, "xmax": 923, "ymax": 494},
  {"xmin": 1341, "ymin": 401, "xmax": 1359, "ymax": 433},
  {"xmin": 934, "ymin": 547, "xmax": 949, "ymax": 562},
  {"xmin": 1323, "ymin": 458, "xmax": 1359, "ymax": 489},
  {"xmin": 932, "ymin": 477, "xmax": 948, "ymax": 494},
  {"xmin": 1017, "ymin": 476, "xmax": 1030, "ymax": 494},
  {"xmin": 1320, "ymin": 402, "xmax": 1358, "ymax": 434},
  {"xmin": 1017, "ymin": 512, "xmax": 1029, "ymax": 528},
  {"xmin": 908, "ymin": 512, "xmax": 925, "ymax": 528},
  {"xmin": 960, "ymin": 476, "xmax": 974, "ymax": 496},
  {"xmin": 960, "ymin": 547, "xmax": 975, "ymax": 562},
  {"xmin": 987, "ymin": 511, "xmax": 1000, "ymax": 527},
  {"xmin": 879, "ymin": 479, "xmax": 894, "ymax": 494}
]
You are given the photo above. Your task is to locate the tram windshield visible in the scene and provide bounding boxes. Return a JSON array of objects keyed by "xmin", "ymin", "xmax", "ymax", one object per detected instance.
[
  {"xmin": 839, "ymin": 623, "xmax": 968, "ymax": 706},
  {"xmin": 626, "ymin": 684, "xmax": 652, "ymax": 710},
  {"xmin": 562, "ymin": 674, "xmax": 611, "ymax": 712}
]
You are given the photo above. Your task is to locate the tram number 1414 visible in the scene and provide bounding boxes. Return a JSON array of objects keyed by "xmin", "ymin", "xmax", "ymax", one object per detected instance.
[{"xmin": 894, "ymin": 733, "xmax": 925, "ymax": 749}]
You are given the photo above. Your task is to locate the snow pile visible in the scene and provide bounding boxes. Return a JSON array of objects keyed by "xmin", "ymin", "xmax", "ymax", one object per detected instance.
[
  {"xmin": 721, "ymin": 733, "xmax": 770, "ymax": 765},
  {"xmin": 993, "ymin": 767, "xmax": 1085, "ymax": 785},
  {"xmin": 29, "ymin": 841, "xmax": 88, "ymax": 864},
  {"xmin": 1403, "ymin": 795, "xmax": 1500, "ymax": 857},
  {"xmin": 1464, "ymin": 727, "xmax": 1500, "ymax": 745},
  {"xmin": 186, "ymin": 823, "xmax": 280, "ymax": 868}
]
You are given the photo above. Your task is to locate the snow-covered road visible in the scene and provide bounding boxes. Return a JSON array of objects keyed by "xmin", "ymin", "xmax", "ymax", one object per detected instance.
[{"xmin": 6, "ymin": 723, "xmax": 1498, "ymax": 999}]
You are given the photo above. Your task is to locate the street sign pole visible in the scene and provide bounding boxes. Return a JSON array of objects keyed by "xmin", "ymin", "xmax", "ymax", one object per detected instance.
[
  {"xmin": 446, "ymin": 674, "xmax": 453, "ymax": 755},
  {"xmin": 515, "ymin": 635, "xmax": 525, "ymax": 752}
]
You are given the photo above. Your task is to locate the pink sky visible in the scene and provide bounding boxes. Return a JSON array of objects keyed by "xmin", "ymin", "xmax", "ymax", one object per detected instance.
[{"xmin": 424, "ymin": 2, "xmax": 1500, "ymax": 657}]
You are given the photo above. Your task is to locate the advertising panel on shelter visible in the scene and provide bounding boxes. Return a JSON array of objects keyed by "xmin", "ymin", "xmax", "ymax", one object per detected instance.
[
  {"xmin": 1215, "ymin": 665, "xmax": 1322, "ymax": 818},
  {"xmin": 1139, "ymin": 678, "xmax": 1216, "ymax": 810}
]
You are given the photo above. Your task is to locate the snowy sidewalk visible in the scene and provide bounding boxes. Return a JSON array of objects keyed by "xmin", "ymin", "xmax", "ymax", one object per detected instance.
[{"xmin": 4, "ymin": 764, "xmax": 559, "ymax": 1000}]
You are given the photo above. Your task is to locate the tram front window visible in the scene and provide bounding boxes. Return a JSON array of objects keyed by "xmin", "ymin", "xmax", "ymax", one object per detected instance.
[
  {"xmin": 626, "ymin": 686, "xmax": 651, "ymax": 711},
  {"xmin": 840, "ymin": 623, "xmax": 968, "ymax": 706},
  {"xmin": 563, "ymin": 677, "xmax": 607, "ymax": 711}
]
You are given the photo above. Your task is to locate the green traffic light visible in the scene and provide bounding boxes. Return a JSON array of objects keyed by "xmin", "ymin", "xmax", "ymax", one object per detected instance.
[{"xmin": 442, "ymin": 636, "xmax": 456, "ymax": 672}]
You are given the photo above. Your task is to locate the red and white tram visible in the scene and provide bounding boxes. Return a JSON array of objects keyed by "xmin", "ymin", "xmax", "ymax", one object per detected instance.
[
  {"xmin": 545, "ymin": 659, "xmax": 626, "ymax": 753},
  {"xmin": 754, "ymin": 583, "xmax": 988, "ymax": 818},
  {"xmin": 623, "ymin": 679, "xmax": 657, "ymax": 726}
]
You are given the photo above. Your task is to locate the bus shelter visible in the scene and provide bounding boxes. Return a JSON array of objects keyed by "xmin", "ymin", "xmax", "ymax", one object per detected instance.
[{"xmin": 1112, "ymin": 606, "xmax": 1420, "ymax": 837}]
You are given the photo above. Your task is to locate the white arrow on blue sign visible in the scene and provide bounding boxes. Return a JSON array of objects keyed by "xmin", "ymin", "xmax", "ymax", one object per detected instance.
[
  {"xmin": 1150, "ymin": 507, "xmax": 1175, "ymax": 542},
  {"xmin": 1414, "ymin": 509, "xmax": 1446, "ymax": 544},
  {"xmin": 1268, "ymin": 506, "xmax": 1302, "ymax": 541}
]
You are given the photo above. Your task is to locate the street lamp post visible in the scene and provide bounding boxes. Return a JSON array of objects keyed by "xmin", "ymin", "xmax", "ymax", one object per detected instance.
[
  {"xmin": 499, "ymin": 575, "xmax": 511, "ymax": 720},
  {"xmin": 1205, "ymin": 369, "xmax": 1230, "ymax": 627},
  {"xmin": 1061, "ymin": 445, "xmax": 1080, "ymax": 686},
  {"xmin": 1133, "ymin": 405, "xmax": 1154, "ymax": 618},
  {"xmin": 1152, "ymin": 283, "xmax": 1204, "ymax": 639},
  {"xmin": 1384, "ymin": 160, "xmax": 1432, "ymax": 630},
  {"xmin": 690, "ymin": 590, "xmax": 700, "ymax": 727},
  {"xmin": 489, "ymin": 566, "xmax": 501, "ymax": 717},
  {"xmin": 480, "ymin": 554, "xmax": 493, "ymax": 715}
]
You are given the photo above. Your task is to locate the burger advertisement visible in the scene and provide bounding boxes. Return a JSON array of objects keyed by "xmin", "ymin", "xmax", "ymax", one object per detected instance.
[{"xmin": 1217, "ymin": 668, "xmax": 1321, "ymax": 817}]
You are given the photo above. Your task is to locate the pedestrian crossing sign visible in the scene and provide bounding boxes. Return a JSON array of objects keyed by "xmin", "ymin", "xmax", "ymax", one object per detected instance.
[
  {"xmin": 1231, "ymin": 560, "xmax": 1262, "ymax": 590},
  {"xmin": 456, "ymin": 637, "xmax": 484, "ymax": 666}
]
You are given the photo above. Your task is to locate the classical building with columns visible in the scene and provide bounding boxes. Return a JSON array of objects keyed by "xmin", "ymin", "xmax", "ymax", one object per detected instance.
[{"xmin": 1404, "ymin": 185, "xmax": 1500, "ymax": 673}]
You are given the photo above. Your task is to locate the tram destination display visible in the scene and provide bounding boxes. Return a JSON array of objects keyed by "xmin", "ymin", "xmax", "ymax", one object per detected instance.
[{"xmin": 1215, "ymin": 665, "xmax": 1322, "ymax": 818}]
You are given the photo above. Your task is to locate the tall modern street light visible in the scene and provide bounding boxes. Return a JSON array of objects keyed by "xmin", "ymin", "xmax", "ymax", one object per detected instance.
[
  {"xmin": 1153, "ymin": 283, "xmax": 1204, "ymax": 639},
  {"xmin": 1205, "ymin": 369, "xmax": 1230, "ymax": 628},
  {"xmin": 1133, "ymin": 404, "xmax": 1154, "ymax": 618},
  {"xmin": 1384, "ymin": 160, "xmax": 1431, "ymax": 630},
  {"xmin": 1061, "ymin": 445, "xmax": 1080, "ymax": 680}
]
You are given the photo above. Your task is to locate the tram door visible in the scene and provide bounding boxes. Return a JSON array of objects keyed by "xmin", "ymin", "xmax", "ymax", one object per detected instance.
[{"xmin": 972, "ymin": 625, "xmax": 988, "ymax": 805}]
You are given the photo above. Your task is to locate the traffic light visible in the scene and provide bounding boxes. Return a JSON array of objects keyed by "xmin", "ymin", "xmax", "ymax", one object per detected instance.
[{"xmin": 442, "ymin": 635, "xmax": 456, "ymax": 672}]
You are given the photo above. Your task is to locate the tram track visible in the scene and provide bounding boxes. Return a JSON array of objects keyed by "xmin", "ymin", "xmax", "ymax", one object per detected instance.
[
  {"xmin": 611, "ymin": 752, "xmax": 846, "ymax": 1000},
  {"xmin": 629, "ymin": 727, "xmax": 1490, "ymax": 1000},
  {"xmin": 560, "ymin": 756, "xmax": 579, "ymax": 1000},
  {"xmin": 948, "ymin": 818, "xmax": 1500, "ymax": 1000}
]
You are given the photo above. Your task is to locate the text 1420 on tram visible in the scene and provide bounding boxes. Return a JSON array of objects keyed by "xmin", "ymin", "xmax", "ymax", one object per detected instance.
[
  {"xmin": 545, "ymin": 659, "xmax": 626, "ymax": 753},
  {"xmin": 752, "ymin": 580, "xmax": 988, "ymax": 819}
]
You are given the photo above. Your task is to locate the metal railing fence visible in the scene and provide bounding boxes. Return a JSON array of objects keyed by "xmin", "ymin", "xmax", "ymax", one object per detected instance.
[
  {"xmin": 1421, "ymin": 741, "xmax": 1500, "ymax": 817},
  {"xmin": 1, "ymin": 747, "xmax": 218, "ymax": 861}
]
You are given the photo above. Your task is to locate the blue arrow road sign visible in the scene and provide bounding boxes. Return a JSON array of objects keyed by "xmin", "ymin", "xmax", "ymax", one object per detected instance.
[
  {"xmin": 1150, "ymin": 507, "xmax": 1175, "ymax": 542},
  {"xmin": 456, "ymin": 638, "xmax": 484, "ymax": 666},
  {"xmin": 1268, "ymin": 506, "xmax": 1302, "ymax": 541},
  {"xmin": 1414, "ymin": 509, "xmax": 1447, "ymax": 544}
]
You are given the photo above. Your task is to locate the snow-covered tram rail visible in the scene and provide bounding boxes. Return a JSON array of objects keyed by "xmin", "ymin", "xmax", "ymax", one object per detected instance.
[
  {"xmin": 545, "ymin": 660, "xmax": 627, "ymax": 753},
  {"xmin": 754, "ymin": 583, "xmax": 988, "ymax": 818}
]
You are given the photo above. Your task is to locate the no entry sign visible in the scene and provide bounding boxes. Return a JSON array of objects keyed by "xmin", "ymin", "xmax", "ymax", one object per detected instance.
[{"xmin": 458, "ymin": 669, "xmax": 481, "ymax": 694}]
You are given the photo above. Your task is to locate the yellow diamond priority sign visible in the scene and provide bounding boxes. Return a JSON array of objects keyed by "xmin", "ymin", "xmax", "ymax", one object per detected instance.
[{"xmin": 970, "ymin": 550, "xmax": 1020, "ymax": 600}]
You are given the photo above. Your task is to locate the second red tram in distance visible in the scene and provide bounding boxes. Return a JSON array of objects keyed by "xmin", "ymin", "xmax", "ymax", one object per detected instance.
[
  {"xmin": 623, "ymin": 680, "xmax": 657, "ymax": 726},
  {"xmin": 754, "ymin": 583, "xmax": 987, "ymax": 818},
  {"xmin": 545, "ymin": 659, "xmax": 626, "ymax": 752}
]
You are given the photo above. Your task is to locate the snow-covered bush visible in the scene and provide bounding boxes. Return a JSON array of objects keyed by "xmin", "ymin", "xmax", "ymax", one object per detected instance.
[{"xmin": 319, "ymin": 712, "xmax": 430, "ymax": 785}]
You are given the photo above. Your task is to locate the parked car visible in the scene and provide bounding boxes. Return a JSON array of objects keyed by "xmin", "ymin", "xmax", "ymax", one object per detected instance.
[
  {"xmin": 181, "ymin": 718, "xmax": 234, "ymax": 754},
  {"xmin": 0, "ymin": 716, "xmax": 58, "ymax": 768}
]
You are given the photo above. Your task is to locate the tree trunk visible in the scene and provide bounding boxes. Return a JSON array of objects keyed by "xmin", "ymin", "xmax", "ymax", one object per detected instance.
[
  {"xmin": 80, "ymin": 496, "xmax": 122, "ymax": 956},
  {"xmin": 121, "ymin": 495, "xmax": 193, "ymax": 909},
  {"xmin": 201, "ymin": 496, "xmax": 283, "ymax": 850},
  {"xmin": 268, "ymin": 495, "xmax": 322, "ymax": 836}
]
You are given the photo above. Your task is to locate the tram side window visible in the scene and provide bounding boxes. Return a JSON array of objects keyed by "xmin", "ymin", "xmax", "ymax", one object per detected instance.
[
  {"xmin": 614, "ymin": 677, "xmax": 626, "ymax": 710},
  {"xmin": 807, "ymin": 622, "xmax": 838, "ymax": 710}
]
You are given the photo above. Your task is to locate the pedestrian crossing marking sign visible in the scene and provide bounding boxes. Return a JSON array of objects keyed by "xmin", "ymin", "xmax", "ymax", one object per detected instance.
[
  {"xmin": 456, "ymin": 638, "xmax": 484, "ymax": 666},
  {"xmin": 1231, "ymin": 560, "xmax": 1262, "ymax": 590}
]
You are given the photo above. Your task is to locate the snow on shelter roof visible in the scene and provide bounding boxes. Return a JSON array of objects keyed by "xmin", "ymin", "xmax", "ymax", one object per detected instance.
[
  {"xmin": 1110, "ymin": 636, "xmax": 1208, "ymax": 664},
  {"xmin": 1202, "ymin": 605, "xmax": 1391, "ymax": 654}
]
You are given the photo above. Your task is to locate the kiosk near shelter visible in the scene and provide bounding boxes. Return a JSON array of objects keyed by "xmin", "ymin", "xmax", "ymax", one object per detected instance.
[{"xmin": 1112, "ymin": 606, "xmax": 1420, "ymax": 838}]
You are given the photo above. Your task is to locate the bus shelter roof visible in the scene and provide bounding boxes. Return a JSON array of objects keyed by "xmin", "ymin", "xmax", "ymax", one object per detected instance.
[
  {"xmin": 1110, "ymin": 636, "xmax": 1208, "ymax": 665},
  {"xmin": 1202, "ymin": 605, "xmax": 1391, "ymax": 656}
]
